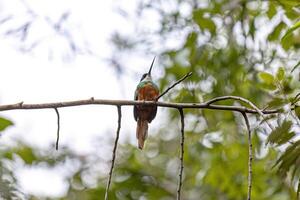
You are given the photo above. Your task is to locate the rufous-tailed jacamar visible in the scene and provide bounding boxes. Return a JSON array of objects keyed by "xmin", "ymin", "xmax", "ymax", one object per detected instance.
[{"xmin": 134, "ymin": 57, "xmax": 159, "ymax": 149}]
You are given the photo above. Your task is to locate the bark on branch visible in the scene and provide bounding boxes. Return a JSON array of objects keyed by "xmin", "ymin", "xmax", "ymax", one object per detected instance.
[
  {"xmin": 241, "ymin": 112, "xmax": 252, "ymax": 200},
  {"xmin": 157, "ymin": 72, "xmax": 193, "ymax": 100},
  {"xmin": 0, "ymin": 96, "xmax": 283, "ymax": 199},
  {"xmin": 177, "ymin": 108, "xmax": 185, "ymax": 200},
  {"xmin": 0, "ymin": 98, "xmax": 280, "ymax": 115},
  {"xmin": 207, "ymin": 95, "xmax": 274, "ymax": 130},
  {"xmin": 105, "ymin": 106, "xmax": 122, "ymax": 200},
  {"xmin": 54, "ymin": 108, "xmax": 60, "ymax": 150}
]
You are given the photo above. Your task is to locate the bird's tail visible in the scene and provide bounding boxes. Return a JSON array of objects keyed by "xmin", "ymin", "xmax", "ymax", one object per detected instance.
[{"xmin": 136, "ymin": 119, "xmax": 148, "ymax": 150}]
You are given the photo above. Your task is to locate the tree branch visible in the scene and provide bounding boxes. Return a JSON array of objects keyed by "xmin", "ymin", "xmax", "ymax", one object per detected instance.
[
  {"xmin": 105, "ymin": 106, "xmax": 122, "ymax": 200},
  {"xmin": 206, "ymin": 95, "xmax": 275, "ymax": 130},
  {"xmin": 177, "ymin": 108, "xmax": 185, "ymax": 200},
  {"xmin": 0, "ymin": 98, "xmax": 281, "ymax": 115},
  {"xmin": 54, "ymin": 108, "xmax": 60, "ymax": 150},
  {"xmin": 0, "ymin": 97, "xmax": 288, "ymax": 198},
  {"xmin": 241, "ymin": 112, "xmax": 252, "ymax": 200},
  {"xmin": 291, "ymin": 92, "xmax": 300, "ymax": 105},
  {"xmin": 156, "ymin": 72, "xmax": 192, "ymax": 100}
]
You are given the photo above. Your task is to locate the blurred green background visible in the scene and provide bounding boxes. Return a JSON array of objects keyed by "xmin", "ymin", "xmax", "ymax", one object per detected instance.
[{"xmin": 1, "ymin": 0, "xmax": 300, "ymax": 199}]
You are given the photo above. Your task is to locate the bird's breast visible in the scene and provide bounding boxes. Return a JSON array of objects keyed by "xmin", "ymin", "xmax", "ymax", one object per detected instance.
[{"xmin": 137, "ymin": 83, "xmax": 159, "ymax": 101}]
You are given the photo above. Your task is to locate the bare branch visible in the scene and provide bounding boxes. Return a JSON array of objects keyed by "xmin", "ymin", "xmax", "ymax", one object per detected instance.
[
  {"xmin": 0, "ymin": 98, "xmax": 281, "ymax": 115},
  {"xmin": 206, "ymin": 95, "xmax": 275, "ymax": 130},
  {"xmin": 0, "ymin": 98, "xmax": 290, "ymax": 199},
  {"xmin": 290, "ymin": 110, "xmax": 300, "ymax": 128},
  {"xmin": 241, "ymin": 112, "xmax": 252, "ymax": 200},
  {"xmin": 177, "ymin": 108, "xmax": 185, "ymax": 200},
  {"xmin": 105, "ymin": 106, "xmax": 122, "ymax": 200},
  {"xmin": 156, "ymin": 72, "xmax": 192, "ymax": 100},
  {"xmin": 54, "ymin": 108, "xmax": 60, "ymax": 150},
  {"xmin": 5, "ymin": 21, "xmax": 32, "ymax": 41},
  {"xmin": 0, "ymin": 15, "xmax": 13, "ymax": 25},
  {"xmin": 2, "ymin": 0, "xmax": 95, "ymax": 58},
  {"xmin": 291, "ymin": 61, "xmax": 300, "ymax": 73},
  {"xmin": 291, "ymin": 93, "xmax": 300, "ymax": 105}
]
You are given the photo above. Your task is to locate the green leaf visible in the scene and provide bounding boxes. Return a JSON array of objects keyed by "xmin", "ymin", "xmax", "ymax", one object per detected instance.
[
  {"xmin": 273, "ymin": 140, "xmax": 300, "ymax": 178},
  {"xmin": 4, "ymin": 146, "xmax": 37, "ymax": 164},
  {"xmin": 200, "ymin": 18, "xmax": 216, "ymax": 34},
  {"xmin": 281, "ymin": 21, "xmax": 300, "ymax": 42},
  {"xmin": 259, "ymin": 83, "xmax": 277, "ymax": 91},
  {"xmin": 267, "ymin": 120, "xmax": 294, "ymax": 146},
  {"xmin": 295, "ymin": 106, "xmax": 300, "ymax": 119},
  {"xmin": 17, "ymin": 147, "xmax": 37, "ymax": 164},
  {"xmin": 282, "ymin": 78, "xmax": 293, "ymax": 94},
  {"xmin": 0, "ymin": 117, "xmax": 13, "ymax": 132},
  {"xmin": 184, "ymin": 32, "xmax": 198, "ymax": 48},
  {"xmin": 193, "ymin": 10, "xmax": 216, "ymax": 35},
  {"xmin": 281, "ymin": 32, "xmax": 294, "ymax": 50},
  {"xmin": 267, "ymin": 3, "xmax": 277, "ymax": 19},
  {"xmin": 268, "ymin": 22, "xmax": 286, "ymax": 42},
  {"xmin": 278, "ymin": 0, "xmax": 300, "ymax": 7},
  {"xmin": 276, "ymin": 67, "xmax": 285, "ymax": 81},
  {"xmin": 249, "ymin": 19, "xmax": 255, "ymax": 39},
  {"xmin": 258, "ymin": 72, "xmax": 275, "ymax": 84},
  {"xmin": 267, "ymin": 97, "xmax": 287, "ymax": 109}
]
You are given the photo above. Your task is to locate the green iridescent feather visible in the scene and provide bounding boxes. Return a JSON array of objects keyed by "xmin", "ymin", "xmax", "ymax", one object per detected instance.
[{"xmin": 134, "ymin": 80, "xmax": 159, "ymax": 100}]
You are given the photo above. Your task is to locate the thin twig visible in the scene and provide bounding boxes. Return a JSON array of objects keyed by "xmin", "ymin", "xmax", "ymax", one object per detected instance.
[
  {"xmin": 241, "ymin": 112, "xmax": 252, "ymax": 200},
  {"xmin": 291, "ymin": 61, "xmax": 300, "ymax": 73},
  {"xmin": 290, "ymin": 110, "xmax": 300, "ymax": 128},
  {"xmin": 0, "ymin": 98, "xmax": 281, "ymax": 114},
  {"xmin": 291, "ymin": 93, "xmax": 300, "ymax": 106},
  {"xmin": 54, "ymin": 108, "xmax": 60, "ymax": 150},
  {"xmin": 206, "ymin": 95, "xmax": 275, "ymax": 130},
  {"xmin": 104, "ymin": 106, "xmax": 122, "ymax": 200},
  {"xmin": 177, "ymin": 108, "xmax": 185, "ymax": 200},
  {"xmin": 156, "ymin": 72, "xmax": 192, "ymax": 100}
]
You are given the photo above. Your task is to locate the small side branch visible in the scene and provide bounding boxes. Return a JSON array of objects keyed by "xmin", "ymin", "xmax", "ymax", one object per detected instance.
[
  {"xmin": 157, "ymin": 72, "xmax": 192, "ymax": 100},
  {"xmin": 206, "ymin": 95, "xmax": 274, "ymax": 131},
  {"xmin": 104, "ymin": 106, "xmax": 122, "ymax": 200},
  {"xmin": 242, "ymin": 112, "xmax": 252, "ymax": 200},
  {"xmin": 177, "ymin": 108, "xmax": 185, "ymax": 200},
  {"xmin": 291, "ymin": 93, "xmax": 300, "ymax": 106},
  {"xmin": 54, "ymin": 108, "xmax": 60, "ymax": 150}
]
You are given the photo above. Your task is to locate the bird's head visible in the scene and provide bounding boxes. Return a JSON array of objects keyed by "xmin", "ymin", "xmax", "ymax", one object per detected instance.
[{"xmin": 140, "ymin": 56, "xmax": 155, "ymax": 82}]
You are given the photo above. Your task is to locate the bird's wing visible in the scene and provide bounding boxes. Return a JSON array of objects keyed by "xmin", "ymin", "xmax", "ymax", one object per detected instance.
[{"xmin": 148, "ymin": 106, "xmax": 157, "ymax": 123}]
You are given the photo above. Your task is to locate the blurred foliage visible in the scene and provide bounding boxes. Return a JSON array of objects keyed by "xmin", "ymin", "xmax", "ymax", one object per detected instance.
[
  {"xmin": 0, "ymin": 117, "xmax": 22, "ymax": 199},
  {"xmin": 1, "ymin": 0, "xmax": 300, "ymax": 199},
  {"xmin": 0, "ymin": 117, "xmax": 13, "ymax": 132}
]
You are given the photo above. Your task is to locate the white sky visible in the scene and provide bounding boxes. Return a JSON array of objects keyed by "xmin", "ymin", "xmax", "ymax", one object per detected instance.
[{"xmin": 0, "ymin": 0, "xmax": 165, "ymax": 198}]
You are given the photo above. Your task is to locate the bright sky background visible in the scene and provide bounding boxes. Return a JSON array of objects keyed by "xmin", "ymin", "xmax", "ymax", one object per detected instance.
[{"xmin": 0, "ymin": 0, "xmax": 165, "ymax": 198}]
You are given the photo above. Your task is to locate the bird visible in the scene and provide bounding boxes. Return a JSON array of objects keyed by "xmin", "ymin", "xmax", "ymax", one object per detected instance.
[{"xmin": 134, "ymin": 57, "xmax": 159, "ymax": 149}]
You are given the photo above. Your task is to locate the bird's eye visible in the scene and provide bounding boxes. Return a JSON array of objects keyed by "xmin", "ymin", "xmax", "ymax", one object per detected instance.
[{"xmin": 140, "ymin": 74, "xmax": 147, "ymax": 81}]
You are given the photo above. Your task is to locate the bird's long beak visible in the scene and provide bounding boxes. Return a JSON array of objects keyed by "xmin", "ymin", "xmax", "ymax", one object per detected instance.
[{"xmin": 148, "ymin": 56, "xmax": 156, "ymax": 76}]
